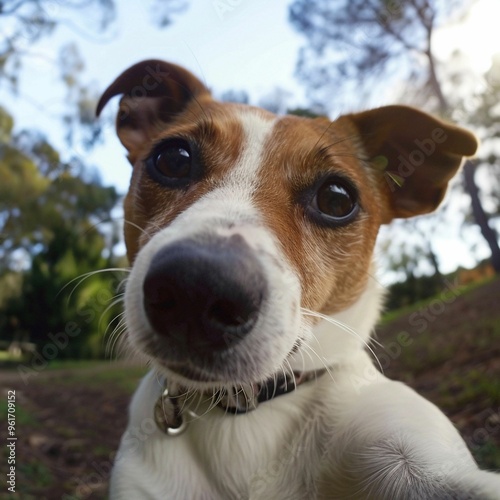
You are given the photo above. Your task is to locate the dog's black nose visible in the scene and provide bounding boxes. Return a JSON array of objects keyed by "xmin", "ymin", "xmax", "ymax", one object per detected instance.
[{"xmin": 142, "ymin": 235, "xmax": 266, "ymax": 351}]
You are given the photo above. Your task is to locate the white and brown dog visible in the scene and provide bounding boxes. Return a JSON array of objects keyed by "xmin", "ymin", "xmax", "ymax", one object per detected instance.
[{"xmin": 97, "ymin": 60, "xmax": 500, "ymax": 499}]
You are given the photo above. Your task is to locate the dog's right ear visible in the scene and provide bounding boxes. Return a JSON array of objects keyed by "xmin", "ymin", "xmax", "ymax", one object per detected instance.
[{"xmin": 96, "ymin": 60, "xmax": 211, "ymax": 162}]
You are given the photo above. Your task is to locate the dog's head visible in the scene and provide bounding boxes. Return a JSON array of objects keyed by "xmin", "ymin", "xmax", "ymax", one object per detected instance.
[{"xmin": 97, "ymin": 60, "xmax": 477, "ymax": 389}]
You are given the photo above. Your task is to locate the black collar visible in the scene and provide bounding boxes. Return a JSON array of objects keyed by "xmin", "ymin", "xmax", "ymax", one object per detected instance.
[{"xmin": 154, "ymin": 368, "xmax": 328, "ymax": 436}]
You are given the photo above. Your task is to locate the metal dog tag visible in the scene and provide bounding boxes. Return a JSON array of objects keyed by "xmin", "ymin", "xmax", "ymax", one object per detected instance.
[{"xmin": 154, "ymin": 387, "xmax": 188, "ymax": 436}]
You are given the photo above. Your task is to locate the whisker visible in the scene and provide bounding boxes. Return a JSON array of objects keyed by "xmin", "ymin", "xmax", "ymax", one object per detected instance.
[
  {"xmin": 301, "ymin": 308, "xmax": 384, "ymax": 374},
  {"xmin": 57, "ymin": 268, "xmax": 130, "ymax": 300},
  {"xmin": 99, "ymin": 293, "xmax": 125, "ymax": 333},
  {"xmin": 105, "ymin": 314, "xmax": 127, "ymax": 359},
  {"xmin": 284, "ymin": 359, "xmax": 297, "ymax": 391},
  {"xmin": 123, "ymin": 219, "xmax": 153, "ymax": 238},
  {"xmin": 302, "ymin": 343, "xmax": 336, "ymax": 384}
]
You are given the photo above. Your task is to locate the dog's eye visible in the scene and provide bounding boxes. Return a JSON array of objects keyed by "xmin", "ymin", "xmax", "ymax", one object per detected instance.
[
  {"xmin": 155, "ymin": 144, "xmax": 191, "ymax": 178},
  {"xmin": 147, "ymin": 139, "xmax": 194, "ymax": 187},
  {"xmin": 308, "ymin": 177, "xmax": 359, "ymax": 226},
  {"xmin": 317, "ymin": 182, "xmax": 355, "ymax": 218}
]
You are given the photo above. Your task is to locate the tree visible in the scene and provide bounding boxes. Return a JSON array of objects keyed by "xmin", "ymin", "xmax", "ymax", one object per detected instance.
[
  {"xmin": 0, "ymin": 106, "xmax": 121, "ymax": 357},
  {"xmin": 0, "ymin": 0, "xmax": 192, "ymax": 358},
  {"xmin": 0, "ymin": 0, "xmax": 188, "ymax": 148},
  {"xmin": 289, "ymin": 0, "xmax": 500, "ymax": 273}
]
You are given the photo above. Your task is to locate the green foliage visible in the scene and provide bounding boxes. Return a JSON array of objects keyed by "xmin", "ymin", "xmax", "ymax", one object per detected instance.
[
  {"xmin": 385, "ymin": 272, "xmax": 443, "ymax": 311},
  {"xmin": 0, "ymin": 106, "xmax": 121, "ymax": 358},
  {"xmin": 0, "ymin": 1, "xmax": 194, "ymax": 359}
]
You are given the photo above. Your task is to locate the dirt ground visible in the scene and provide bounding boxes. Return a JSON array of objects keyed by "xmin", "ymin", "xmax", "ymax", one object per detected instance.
[
  {"xmin": 1, "ymin": 278, "xmax": 499, "ymax": 499},
  {"xmin": 0, "ymin": 363, "xmax": 141, "ymax": 499}
]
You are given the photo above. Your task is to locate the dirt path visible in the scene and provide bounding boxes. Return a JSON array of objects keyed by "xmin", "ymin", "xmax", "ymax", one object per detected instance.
[{"xmin": 1, "ymin": 362, "xmax": 143, "ymax": 499}]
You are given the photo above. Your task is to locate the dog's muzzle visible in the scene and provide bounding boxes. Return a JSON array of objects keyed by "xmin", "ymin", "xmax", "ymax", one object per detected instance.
[{"xmin": 142, "ymin": 234, "xmax": 267, "ymax": 353}]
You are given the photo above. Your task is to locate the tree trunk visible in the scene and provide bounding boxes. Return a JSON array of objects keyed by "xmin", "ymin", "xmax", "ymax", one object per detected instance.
[
  {"xmin": 426, "ymin": 240, "xmax": 443, "ymax": 279},
  {"xmin": 426, "ymin": 49, "xmax": 449, "ymax": 112},
  {"xmin": 424, "ymin": 43, "xmax": 500, "ymax": 275},
  {"xmin": 463, "ymin": 160, "xmax": 500, "ymax": 273}
]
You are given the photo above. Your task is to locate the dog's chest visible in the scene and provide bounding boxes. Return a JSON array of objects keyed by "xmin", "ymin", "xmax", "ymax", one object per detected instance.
[
  {"xmin": 189, "ymin": 405, "xmax": 314, "ymax": 498},
  {"xmin": 122, "ymin": 371, "xmax": 330, "ymax": 499}
]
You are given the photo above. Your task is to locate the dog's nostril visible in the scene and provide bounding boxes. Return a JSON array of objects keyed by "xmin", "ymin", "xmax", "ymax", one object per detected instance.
[{"xmin": 207, "ymin": 299, "xmax": 254, "ymax": 328}]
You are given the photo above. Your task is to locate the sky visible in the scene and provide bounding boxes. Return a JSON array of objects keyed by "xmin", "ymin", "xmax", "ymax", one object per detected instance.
[
  {"xmin": 7, "ymin": 0, "xmax": 307, "ymax": 194},
  {"xmin": 3, "ymin": 0, "xmax": 500, "ymax": 280}
]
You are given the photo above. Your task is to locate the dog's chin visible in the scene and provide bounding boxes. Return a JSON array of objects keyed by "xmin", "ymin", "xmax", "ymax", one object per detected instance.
[
  {"xmin": 129, "ymin": 316, "xmax": 305, "ymax": 390},
  {"xmin": 162, "ymin": 362, "xmax": 223, "ymax": 385},
  {"xmin": 148, "ymin": 356, "xmax": 250, "ymax": 390},
  {"xmin": 150, "ymin": 353, "xmax": 293, "ymax": 392}
]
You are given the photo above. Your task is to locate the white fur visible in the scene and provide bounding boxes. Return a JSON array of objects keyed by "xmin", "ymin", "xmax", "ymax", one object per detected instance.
[
  {"xmin": 112, "ymin": 109, "xmax": 500, "ymax": 499},
  {"xmin": 125, "ymin": 110, "xmax": 302, "ymax": 386}
]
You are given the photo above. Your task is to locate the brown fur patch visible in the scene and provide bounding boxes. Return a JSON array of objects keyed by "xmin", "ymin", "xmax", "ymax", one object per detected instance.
[
  {"xmin": 123, "ymin": 101, "xmax": 248, "ymax": 262},
  {"xmin": 254, "ymin": 115, "xmax": 382, "ymax": 314}
]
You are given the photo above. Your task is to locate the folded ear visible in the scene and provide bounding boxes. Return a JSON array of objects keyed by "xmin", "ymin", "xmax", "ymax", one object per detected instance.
[
  {"xmin": 343, "ymin": 105, "xmax": 478, "ymax": 223},
  {"xmin": 96, "ymin": 59, "xmax": 211, "ymax": 162}
]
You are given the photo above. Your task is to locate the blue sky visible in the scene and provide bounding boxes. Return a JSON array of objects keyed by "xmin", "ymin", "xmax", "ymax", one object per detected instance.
[
  {"xmin": 6, "ymin": 0, "xmax": 307, "ymax": 192},
  {"xmin": 3, "ymin": 0, "xmax": 499, "ymax": 279}
]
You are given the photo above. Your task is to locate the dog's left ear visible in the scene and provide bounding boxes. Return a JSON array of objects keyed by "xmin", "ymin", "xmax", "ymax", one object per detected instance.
[
  {"xmin": 342, "ymin": 105, "xmax": 478, "ymax": 223},
  {"xmin": 96, "ymin": 59, "xmax": 211, "ymax": 162}
]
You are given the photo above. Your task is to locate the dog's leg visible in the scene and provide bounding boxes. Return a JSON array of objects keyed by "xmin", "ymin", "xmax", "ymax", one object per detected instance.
[
  {"xmin": 317, "ymin": 353, "xmax": 500, "ymax": 499},
  {"xmin": 109, "ymin": 372, "xmax": 220, "ymax": 500}
]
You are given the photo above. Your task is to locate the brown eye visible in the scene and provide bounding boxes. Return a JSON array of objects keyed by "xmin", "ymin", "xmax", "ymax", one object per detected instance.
[
  {"xmin": 146, "ymin": 139, "xmax": 195, "ymax": 188},
  {"xmin": 306, "ymin": 177, "xmax": 359, "ymax": 227},
  {"xmin": 155, "ymin": 141, "xmax": 191, "ymax": 178},
  {"xmin": 316, "ymin": 181, "xmax": 355, "ymax": 218}
]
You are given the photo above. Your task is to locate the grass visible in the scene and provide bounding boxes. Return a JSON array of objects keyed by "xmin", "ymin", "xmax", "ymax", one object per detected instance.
[
  {"xmin": 17, "ymin": 462, "xmax": 54, "ymax": 490},
  {"xmin": 0, "ymin": 399, "xmax": 40, "ymax": 428},
  {"xmin": 438, "ymin": 369, "xmax": 500, "ymax": 409},
  {"xmin": 379, "ymin": 275, "xmax": 496, "ymax": 325},
  {"xmin": 44, "ymin": 359, "xmax": 111, "ymax": 370},
  {"xmin": 45, "ymin": 361, "xmax": 148, "ymax": 392},
  {"xmin": 0, "ymin": 350, "xmax": 23, "ymax": 361},
  {"xmin": 0, "ymin": 360, "xmax": 146, "ymax": 497},
  {"xmin": 0, "ymin": 398, "xmax": 52, "ymax": 494},
  {"xmin": 473, "ymin": 441, "xmax": 500, "ymax": 471}
]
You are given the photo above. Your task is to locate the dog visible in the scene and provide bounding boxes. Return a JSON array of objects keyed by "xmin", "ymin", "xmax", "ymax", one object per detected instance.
[{"xmin": 96, "ymin": 60, "xmax": 500, "ymax": 499}]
